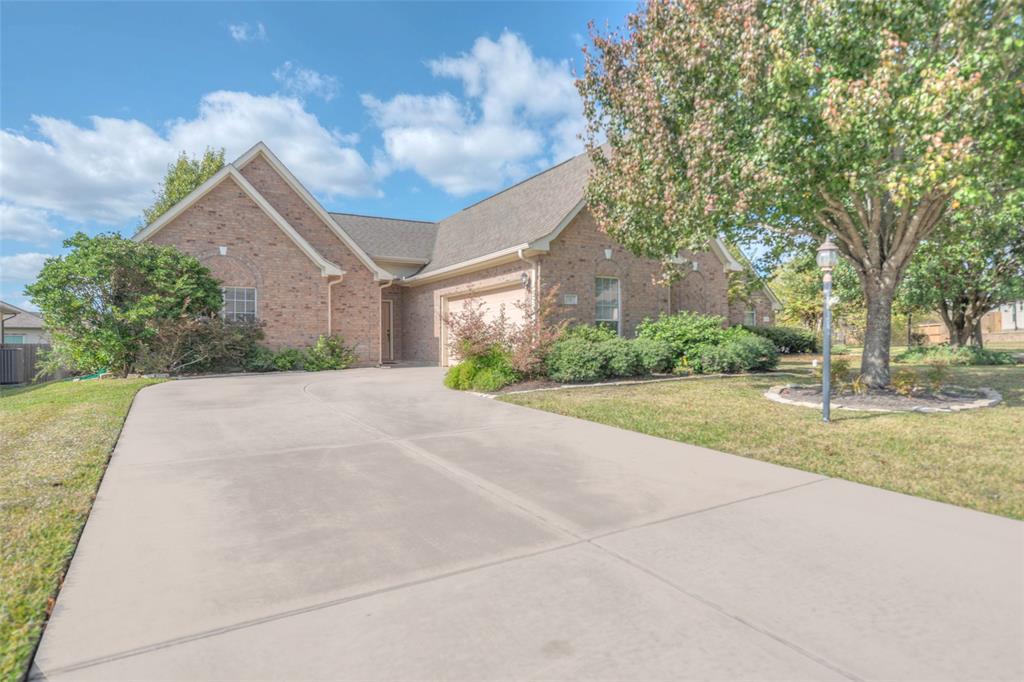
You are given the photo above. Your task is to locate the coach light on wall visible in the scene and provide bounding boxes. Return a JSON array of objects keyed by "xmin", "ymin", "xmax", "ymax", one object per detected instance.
[
  {"xmin": 604, "ymin": 248, "xmax": 613, "ymax": 260},
  {"xmin": 816, "ymin": 237, "xmax": 841, "ymax": 423},
  {"xmin": 520, "ymin": 271, "xmax": 531, "ymax": 291}
]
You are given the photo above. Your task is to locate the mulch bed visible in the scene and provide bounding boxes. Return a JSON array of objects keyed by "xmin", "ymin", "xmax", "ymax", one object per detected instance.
[
  {"xmin": 766, "ymin": 384, "xmax": 1001, "ymax": 413},
  {"xmin": 490, "ymin": 373, "xmax": 680, "ymax": 395}
]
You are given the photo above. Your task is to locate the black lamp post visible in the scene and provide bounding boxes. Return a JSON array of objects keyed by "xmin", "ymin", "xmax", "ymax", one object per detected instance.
[{"xmin": 817, "ymin": 237, "xmax": 840, "ymax": 423}]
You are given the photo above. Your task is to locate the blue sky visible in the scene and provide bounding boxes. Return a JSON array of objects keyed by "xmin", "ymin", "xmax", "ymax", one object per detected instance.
[{"xmin": 0, "ymin": 1, "xmax": 633, "ymax": 308}]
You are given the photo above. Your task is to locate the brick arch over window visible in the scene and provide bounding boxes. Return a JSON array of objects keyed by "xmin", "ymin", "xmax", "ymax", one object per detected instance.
[{"xmin": 196, "ymin": 250, "xmax": 264, "ymax": 290}]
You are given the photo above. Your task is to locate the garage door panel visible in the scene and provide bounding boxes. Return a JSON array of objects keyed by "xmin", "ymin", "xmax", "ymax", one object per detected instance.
[{"xmin": 444, "ymin": 285, "xmax": 527, "ymax": 365}]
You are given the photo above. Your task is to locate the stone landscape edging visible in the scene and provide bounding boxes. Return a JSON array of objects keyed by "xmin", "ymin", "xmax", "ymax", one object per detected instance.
[{"xmin": 763, "ymin": 384, "xmax": 1003, "ymax": 413}]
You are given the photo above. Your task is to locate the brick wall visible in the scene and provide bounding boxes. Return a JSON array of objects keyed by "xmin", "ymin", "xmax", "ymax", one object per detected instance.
[
  {"xmin": 728, "ymin": 290, "xmax": 777, "ymax": 326},
  {"xmin": 147, "ymin": 176, "xmax": 329, "ymax": 349},
  {"xmin": 400, "ymin": 260, "xmax": 530, "ymax": 364},
  {"xmin": 238, "ymin": 154, "xmax": 381, "ymax": 364}
]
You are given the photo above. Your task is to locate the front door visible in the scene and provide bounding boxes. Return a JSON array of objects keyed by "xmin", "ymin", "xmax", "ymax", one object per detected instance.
[{"xmin": 381, "ymin": 300, "xmax": 394, "ymax": 363}]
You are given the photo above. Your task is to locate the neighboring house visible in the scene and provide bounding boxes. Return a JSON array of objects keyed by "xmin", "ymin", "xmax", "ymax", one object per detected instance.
[
  {"xmin": 135, "ymin": 142, "xmax": 778, "ymax": 366},
  {"xmin": 0, "ymin": 301, "xmax": 47, "ymax": 345},
  {"xmin": 916, "ymin": 301, "xmax": 1024, "ymax": 346}
]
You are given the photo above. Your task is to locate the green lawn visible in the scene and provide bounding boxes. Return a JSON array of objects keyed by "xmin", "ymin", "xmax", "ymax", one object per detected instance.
[
  {"xmin": 501, "ymin": 360, "xmax": 1024, "ymax": 520},
  {"xmin": 0, "ymin": 378, "xmax": 159, "ymax": 681}
]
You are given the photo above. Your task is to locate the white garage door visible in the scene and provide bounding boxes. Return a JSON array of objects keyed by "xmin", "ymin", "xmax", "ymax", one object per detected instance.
[{"xmin": 443, "ymin": 285, "xmax": 527, "ymax": 366}]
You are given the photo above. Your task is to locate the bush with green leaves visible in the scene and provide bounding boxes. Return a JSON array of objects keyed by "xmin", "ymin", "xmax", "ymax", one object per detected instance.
[
  {"xmin": 545, "ymin": 337, "xmax": 610, "ymax": 383},
  {"xmin": 631, "ymin": 337, "xmax": 675, "ymax": 374},
  {"xmin": 26, "ymin": 232, "xmax": 223, "ymax": 375},
  {"xmin": 444, "ymin": 346, "xmax": 519, "ymax": 391},
  {"xmin": 271, "ymin": 348, "xmax": 305, "ymax": 371},
  {"xmin": 895, "ymin": 344, "xmax": 1015, "ymax": 366},
  {"xmin": 303, "ymin": 335, "xmax": 358, "ymax": 371},
  {"xmin": 563, "ymin": 323, "xmax": 618, "ymax": 343},
  {"xmin": 136, "ymin": 318, "xmax": 263, "ymax": 375},
  {"xmin": 691, "ymin": 330, "xmax": 779, "ymax": 374},
  {"xmin": 243, "ymin": 346, "xmax": 279, "ymax": 372},
  {"xmin": 636, "ymin": 312, "xmax": 727, "ymax": 360},
  {"xmin": 742, "ymin": 325, "xmax": 817, "ymax": 354},
  {"xmin": 600, "ymin": 337, "xmax": 643, "ymax": 377}
]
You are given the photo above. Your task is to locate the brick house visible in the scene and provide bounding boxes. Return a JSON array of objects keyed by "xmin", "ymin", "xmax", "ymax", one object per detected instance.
[{"xmin": 135, "ymin": 142, "xmax": 780, "ymax": 366}]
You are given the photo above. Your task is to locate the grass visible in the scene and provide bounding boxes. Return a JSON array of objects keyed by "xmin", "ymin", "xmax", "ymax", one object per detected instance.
[
  {"xmin": 501, "ymin": 358, "xmax": 1024, "ymax": 520},
  {"xmin": 0, "ymin": 378, "xmax": 160, "ymax": 681}
]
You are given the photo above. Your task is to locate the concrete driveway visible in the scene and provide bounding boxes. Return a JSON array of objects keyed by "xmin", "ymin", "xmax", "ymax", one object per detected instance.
[{"xmin": 32, "ymin": 368, "xmax": 1023, "ymax": 680}]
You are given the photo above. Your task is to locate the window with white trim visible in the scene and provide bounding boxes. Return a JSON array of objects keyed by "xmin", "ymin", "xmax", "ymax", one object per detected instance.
[
  {"xmin": 222, "ymin": 287, "xmax": 257, "ymax": 323},
  {"xmin": 595, "ymin": 277, "xmax": 621, "ymax": 334}
]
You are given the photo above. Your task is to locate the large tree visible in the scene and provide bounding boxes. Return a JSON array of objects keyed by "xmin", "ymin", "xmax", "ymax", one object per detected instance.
[
  {"xmin": 578, "ymin": 0, "xmax": 1023, "ymax": 386},
  {"xmin": 899, "ymin": 188, "xmax": 1024, "ymax": 346},
  {"xmin": 142, "ymin": 148, "xmax": 225, "ymax": 226}
]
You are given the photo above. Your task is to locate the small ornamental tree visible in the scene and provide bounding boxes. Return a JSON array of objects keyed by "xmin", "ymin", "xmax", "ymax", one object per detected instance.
[
  {"xmin": 899, "ymin": 188, "xmax": 1024, "ymax": 347},
  {"xmin": 141, "ymin": 148, "xmax": 225, "ymax": 226},
  {"xmin": 578, "ymin": 0, "xmax": 1023, "ymax": 386},
  {"xmin": 25, "ymin": 232, "xmax": 223, "ymax": 375}
]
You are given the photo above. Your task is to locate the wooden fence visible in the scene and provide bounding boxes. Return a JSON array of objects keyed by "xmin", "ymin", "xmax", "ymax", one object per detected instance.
[{"xmin": 0, "ymin": 344, "xmax": 67, "ymax": 385}]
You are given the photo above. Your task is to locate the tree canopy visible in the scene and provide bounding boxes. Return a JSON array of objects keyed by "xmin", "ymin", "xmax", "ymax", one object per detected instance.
[
  {"xmin": 25, "ymin": 233, "xmax": 223, "ymax": 375},
  {"xmin": 899, "ymin": 188, "xmax": 1024, "ymax": 346},
  {"xmin": 142, "ymin": 148, "xmax": 225, "ymax": 226},
  {"xmin": 578, "ymin": 0, "xmax": 1023, "ymax": 385}
]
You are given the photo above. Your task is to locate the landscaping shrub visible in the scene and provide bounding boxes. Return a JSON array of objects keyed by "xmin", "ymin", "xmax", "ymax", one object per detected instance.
[
  {"xmin": 444, "ymin": 347, "xmax": 519, "ymax": 391},
  {"xmin": 632, "ymin": 337, "xmax": 675, "ymax": 373},
  {"xmin": 600, "ymin": 337, "xmax": 643, "ymax": 377},
  {"xmin": 691, "ymin": 331, "xmax": 779, "ymax": 374},
  {"xmin": 813, "ymin": 357, "xmax": 852, "ymax": 391},
  {"xmin": 545, "ymin": 337, "xmax": 609, "ymax": 383},
  {"xmin": 243, "ymin": 346, "xmax": 278, "ymax": 372},
  {"xmin": 896, "ymin": 344, "xmax": 1015, "ymax": 366},
  {"xmin": 272, "ymin": 348, "xmax": 305, "ymax": 371},
  {"xmin": 742, "ymin": 325, "xmax": 817, "ymax": 353},
  {"xmin": 137, "ymin": 317, "xmax": 263, "ymax": 375},
  {"xmin": 563, "ymin": 323, "xmax": 617, "ymax": 343},
  {"xmin": 636, "ymin": 311, "xmax": 727, "ymax": 359},
  {"xmin": 303, "ymin": 335, "xmax": 358, "ymax": 371}
]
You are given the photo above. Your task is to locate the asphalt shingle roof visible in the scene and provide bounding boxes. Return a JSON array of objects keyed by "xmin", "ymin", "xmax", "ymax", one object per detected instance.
[
  {"xmin": 327, "ymin": 149, "xmax": 594, "ymax": 278},
  {"xmin": 328, "ymin": 213, "xmax": 438, "ymax": 262}
]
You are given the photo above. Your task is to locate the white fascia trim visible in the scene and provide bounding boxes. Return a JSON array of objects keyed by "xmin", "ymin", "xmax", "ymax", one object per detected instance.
[
  {"xmin": 712, "ymin": 238, "xmax": 745, "ymax": 272},
  {"xmin": 134, "ymin": 166, "xmax": 344, "ymax": 277},
  {"xmin": 234, "ymin": 142, "xmax": 389, "ymax": 280},
  {"xmin": 401, "ymin": 243, "xmax": 533, "ymax": 285},
  {"xmin": 372, "ymin": 255, "xmax": 431, "ymax": 265}
]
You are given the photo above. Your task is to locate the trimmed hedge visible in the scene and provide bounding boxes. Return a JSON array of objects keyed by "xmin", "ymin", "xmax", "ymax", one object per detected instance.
[
  {"xmin": 742, "ymin": 325, "xmax": 818, "ymax": 353},
  {"xmin": 545, "ymin": 337, "xmax": 610, "ymax": 382},
  {"xmin": 545, "ymin": 335, "xmax": 676, "ymax": 383},
  {"xmin": 242, "ymin": 335, "xmax": 357, "ymax": 373},
  {"xmin": 691, "ymin": 331, "xmax": 778, "ymax": 374}
]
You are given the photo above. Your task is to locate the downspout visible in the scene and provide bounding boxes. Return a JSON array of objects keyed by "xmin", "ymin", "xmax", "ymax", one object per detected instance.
[
  {"xmin": 378, "ymin": 280, "xmax": 394, "ymax": 365},
  {"xmin": 327, "ymin": 276, "xmax": 343, "ymax": 335}
]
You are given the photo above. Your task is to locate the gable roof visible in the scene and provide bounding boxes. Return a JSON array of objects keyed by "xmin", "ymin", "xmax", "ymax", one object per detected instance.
[
  {"xmin": 329, "ymin": 213, "xmax": 437, "ymax": 262},
  {"xmin": 233, "ymin": 143, "xmax": 390, "ymax": 279},
  {"xmin": 134, "ymin": 165, "xmax": 344, "ymax": 277},
  {"xmin": 0, "ymin": 301, "xmax": 43, "ymax": 329}
]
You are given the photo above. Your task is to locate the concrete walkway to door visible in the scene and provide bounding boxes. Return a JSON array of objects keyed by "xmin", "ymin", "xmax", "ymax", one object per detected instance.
[{"xmin": 31, "ymin": 367, "xmax": 1023, "ymax": 680}]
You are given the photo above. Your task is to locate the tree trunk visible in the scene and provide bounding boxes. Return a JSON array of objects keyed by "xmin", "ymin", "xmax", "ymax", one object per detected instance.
[
  {"xmin": 971, "ymin": 323, "xmax": 984, "ymax": 348},
  {"xmin": 860, "ymin": 283, "xmax": 895, "ymax": 387}
]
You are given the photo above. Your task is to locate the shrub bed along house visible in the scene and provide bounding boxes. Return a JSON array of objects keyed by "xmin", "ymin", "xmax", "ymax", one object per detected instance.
[
  {"xmin": 637, "ymin": 312, "xmax": 779, "ymax": 374},
  {"xmin": 742, "ymin": 325, "xmax": 818, "ymax": 354},
  {"xmin": 242, "ymin": 335, "xmax": 358, "ymax": 373}
]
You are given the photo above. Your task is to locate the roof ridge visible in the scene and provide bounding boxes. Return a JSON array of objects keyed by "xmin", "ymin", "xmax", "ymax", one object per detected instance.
[
  {"xmin": 329, "ymin": 211, "xmax": 437, "ymax": 225},
  {"xmin": 449, "ymin": 148, "xmax": 590, "ymax": 216}
]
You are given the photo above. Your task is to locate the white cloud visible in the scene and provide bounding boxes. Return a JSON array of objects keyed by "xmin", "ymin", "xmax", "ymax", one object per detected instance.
[
  {"xmin": 0, "ymin": 204, "xmax": 63, "ymax": 245},
  {"xmin": 363, "ymin": 31, "xmax": 586, "ymax": 195},
  {"xmin": 0, "ymin": 91, "xmax": 377, "ymax": 224},
  {"xmin": 273, "ymin": 62, "xmax": 340, "ymax": 101},
  {"xmin": 0, "ymin": 252, "xmax": 51, "ymax": 283},
  {"xmin": 229, "ymin": 22, "xmax": 266, "ymax": 43}
]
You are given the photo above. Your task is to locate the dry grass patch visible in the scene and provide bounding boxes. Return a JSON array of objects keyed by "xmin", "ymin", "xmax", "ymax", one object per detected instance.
[
  {"xmin": 501, "ymin": 363, "xmax": 1024, "ymax": 519},
  {"xmin": 0, "ymin": 378, "xmax": 159, "ymax": 680}
]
